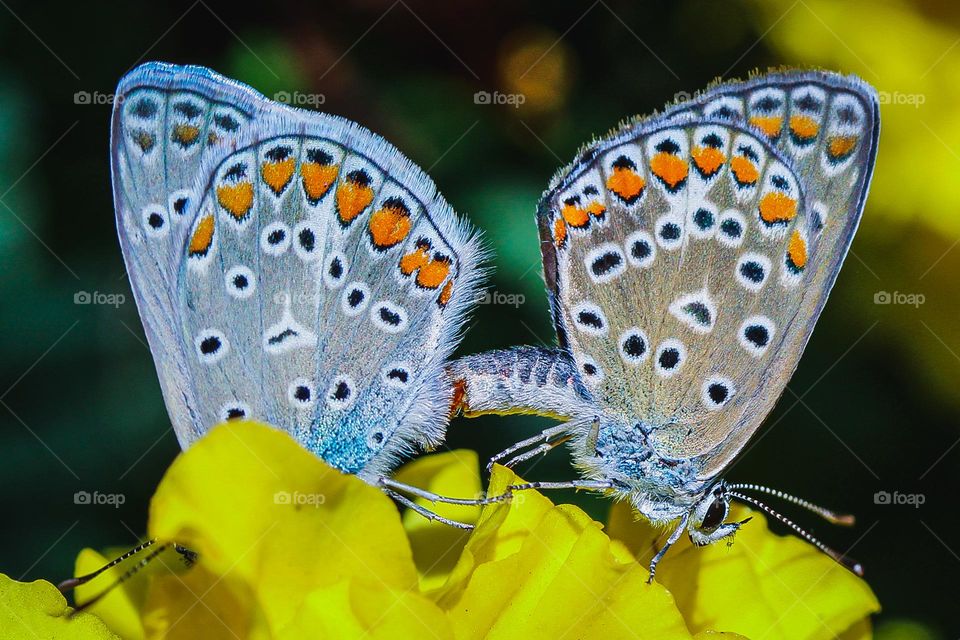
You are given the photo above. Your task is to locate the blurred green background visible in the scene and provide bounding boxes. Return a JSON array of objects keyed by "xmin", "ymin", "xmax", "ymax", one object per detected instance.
[{"xmin": 0, "ymin": 0, "xmax": 957, "ymax": 637}]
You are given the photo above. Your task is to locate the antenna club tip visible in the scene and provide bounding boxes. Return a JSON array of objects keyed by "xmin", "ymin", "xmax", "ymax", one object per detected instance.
[
  {"xmin": 56, "ymin": 578, "xmax": 81, "ymax": 593},
  {"xmin": 851, "ymin": 562, "xmax": 865, "ymax": 577},
  {"xmin": 834, "ymin": 514, "xmax": 856, "ymax": 527}
]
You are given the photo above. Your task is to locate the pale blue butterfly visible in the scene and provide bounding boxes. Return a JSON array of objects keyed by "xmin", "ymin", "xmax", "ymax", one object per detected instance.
[
  {"xmin": 449, "ymin": 70, "xmax": 880, "ymax": 580},
  {"xmin": 112, "ymin": 62, "xmax": 492, "ymax": 526}
]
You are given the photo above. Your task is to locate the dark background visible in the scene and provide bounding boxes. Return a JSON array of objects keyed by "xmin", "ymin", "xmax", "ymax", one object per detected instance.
[{"xmin": 0, "ymin": 1, "xmax": 956, "ymax": 637}]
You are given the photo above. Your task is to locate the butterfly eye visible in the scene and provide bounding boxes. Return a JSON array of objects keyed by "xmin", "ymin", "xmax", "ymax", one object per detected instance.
[{"xmin": 701, "ymin": 494, "xmax": 728, "ymax": 532}]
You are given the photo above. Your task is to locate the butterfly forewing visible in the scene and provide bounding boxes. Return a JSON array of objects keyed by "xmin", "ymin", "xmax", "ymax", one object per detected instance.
[
  {"xmin": 114, "ymin": 64, "xmax": 484, "ymax": 481},
  {"xmin": 539, "ymin": 71, "xmax": 877, "ymax": 480}
]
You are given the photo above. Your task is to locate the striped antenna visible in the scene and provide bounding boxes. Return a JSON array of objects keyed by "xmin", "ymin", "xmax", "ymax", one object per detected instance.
[
  {"xmin": 729, "ymin": 490, "xmax": 864, "ymax": 576},
  {"xmin": 727, "ymin": 483, "xmax": 855, "ymax": 526}
]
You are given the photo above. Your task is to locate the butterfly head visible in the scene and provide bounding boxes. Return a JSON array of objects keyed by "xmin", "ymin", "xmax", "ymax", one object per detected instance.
[{"xmin": 687, "ymin": 480, "xmax": 751, "ymax": 546}]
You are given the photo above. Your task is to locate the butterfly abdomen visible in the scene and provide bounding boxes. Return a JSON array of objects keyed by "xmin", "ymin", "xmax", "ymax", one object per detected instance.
[{"xmin": 447, "ymin": 346, "xmax": 592, "ymax": 420}]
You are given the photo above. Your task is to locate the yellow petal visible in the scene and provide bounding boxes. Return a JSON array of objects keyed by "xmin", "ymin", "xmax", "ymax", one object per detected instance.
[
  {"xmin": 145, "ymin": 420, "xmax": 435, "ymax": 637},
  {"xmin": 432, "ymin": 466, "xmax": 695, "ymax": 640},
  {"xmin": 608, "ymin": 501, "xmax": 880, "ymax": 639},
  {"xmin": 392, "ymin": 449, "xmax": 482, "ymax": 591},
  {"xmin": 74, "ymin": 547, "xmax": 148, "ymax": 640},
  {"xmin": 0, "ymin": 573, "xmax": 118, "ymax": 638}
]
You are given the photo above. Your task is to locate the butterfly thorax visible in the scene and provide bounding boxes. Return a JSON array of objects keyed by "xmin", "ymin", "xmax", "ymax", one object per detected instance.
[{"xmin": 569, "ymin": 414, "xmax": 710, "ymax": 522}]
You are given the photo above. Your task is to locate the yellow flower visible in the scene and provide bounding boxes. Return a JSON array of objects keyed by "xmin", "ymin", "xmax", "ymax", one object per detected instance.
[
  {"xmin": 50, "ymin": 421, "xmax": 876, "ymax": 639},
  {"xmin": 0, "ymin": 572, "xmax": 118, "ymax": 638}
]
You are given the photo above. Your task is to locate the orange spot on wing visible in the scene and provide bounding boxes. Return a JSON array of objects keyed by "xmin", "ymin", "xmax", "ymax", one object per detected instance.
[
  {"xmin": 261, "ymin": 158, "xmax": 295, "ymax": 195},
  {"xmin": 561, "ymin": 202, "xmax": 590, "ymax": 228},
  {"xmin": 828, "ymin": 135, "xmax": 858, "ymax": 159},
  {"xmin": 585, "ymin": 201, "xmax": 606, "ymax": 220},
  {"xmin": 758, "ymin": 191, "xmax": 798, "ymax": 225},
  {"xmin": 789, "ymin": 115, "xmax": 820, "ymax": 140},
  {"xmin": 368, "ymin": 200, "xmax": 412, "ymax": 249},
  {"xmin": 172, "ymin": 124, "xmax": 200, "ymax": 145},
  {"xmin": 400, "ymin": 244, "xmax": 431, "ymax": 276},
  {"xmin": 749, "ymin": 116, "xmax": 783, "ymax": 138},
  {"xmin": 788, "ymin": 230, "xmax": 807, "ymax": 270},
  {"xmin": 730, "ymin": 155, "xmax": 759, "ymax": 185},
  {"xmin": 438, "ymin": 279, "xmax": 454, "ymax": 307},
  {"xmin": 188, "ymin": 215, "xmax": 215, "ymax": 256},
  {"xmin": 336, "ymin": 181, "xmax": 374, "ymax": 224},
  {"xmin": 553, "ymin": 218, "xmax": 567, "ymax": 248},
  {"xmin": 302, "ymin": 163, "xmax": 339, "ymax": 203},
  {"xmin": 417, "ymin": 256, "xmax": 451, "ymax": 289},
  {"xmin": 691, "ymin": 146, "xmax": 726, "ymax": 178},
  {"xmin": 650, "ymin": 152, "xmax": 688, "ymax": 190},
  {"xmin": 216, "ymin": 182, "xmax": 254, "ymax": 220},
  {"xmin": 606, "ymin": 166, "xmax": 646, "ymax": 203}
]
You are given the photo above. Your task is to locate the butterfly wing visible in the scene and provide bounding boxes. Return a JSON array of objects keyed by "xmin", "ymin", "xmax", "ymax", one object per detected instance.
[
  {"xmin": 113, "ymin": 63, "xmax": 257, "ymax": 445},
  {"xmin": 113, "ymin": 64, "xmax": 485, "ymax": 480},
  {"xmin": 538, "ymin": 71, "xmax": 878, "ymax": 480}
]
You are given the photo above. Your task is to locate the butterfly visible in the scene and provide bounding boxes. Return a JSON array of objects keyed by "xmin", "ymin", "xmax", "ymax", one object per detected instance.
[
  {"xmin": 448, "ymin": 70, "xmax": 879, "ymax": 580},
  {"xmin": 111, "ymin": 62, "xmax": 492, "ymax": 527}
]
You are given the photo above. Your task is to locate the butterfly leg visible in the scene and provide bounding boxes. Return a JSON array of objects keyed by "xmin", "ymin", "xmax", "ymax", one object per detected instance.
[
  {"xmin": 647, "ymin": 514, "xmax": 689, "ymax": 584},
  {"xmin": 380, "ymin": 487, "xmax": 475, "ymax": 530},
  {"xmin": 486, "ymin": 424, "xmax": 569, "ymax": 472},
  {"xmin": 505, "ymin": 479, "xmax": 613, "ymax": 493},
  {"xmin": 498, "ymin": 434, "xmax": 573, "ymax": 469},
  {"xmin": 378, "ymin": 477, "xmax": 509, "ymax": 506}
]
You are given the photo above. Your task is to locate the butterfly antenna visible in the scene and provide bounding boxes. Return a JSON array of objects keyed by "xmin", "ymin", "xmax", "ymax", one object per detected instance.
[
  {"xmin": 67, "ymin": 542, "xmax": 171, "ymax": 616},
  {"xmin": 727, "ymin": 483, "xmax": 855, "ymax": 526},
  {"xmin": 57, "ymin": 539, "xmax": 157, "ymax": 593},
  {"xmin": 728, "ymin": 491, "xmax": 864, "ymax": 577}
]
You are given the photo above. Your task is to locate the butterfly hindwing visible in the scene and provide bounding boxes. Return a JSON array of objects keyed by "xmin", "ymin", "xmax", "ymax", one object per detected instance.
[
  {"xmin": 539, "ymin": 71, "xmax": 878, "ymax": 479},
  {"xmin": 113, "ymin": 64, "xmax": 255, "ymax": 445},
  {"xmin": 114, "ymin": 63, "xmax": 485, "ymax": 481}
]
